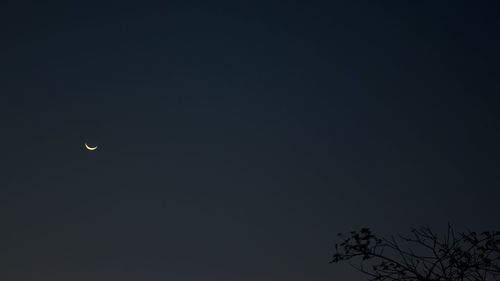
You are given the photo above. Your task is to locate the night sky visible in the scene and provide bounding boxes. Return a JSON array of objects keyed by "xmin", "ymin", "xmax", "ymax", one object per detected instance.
[{"xmin": 1, "ymin": 1, "xmax": 500, "ymax": 281}]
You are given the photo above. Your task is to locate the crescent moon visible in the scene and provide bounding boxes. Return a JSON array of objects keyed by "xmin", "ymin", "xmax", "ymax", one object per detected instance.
[{"xmin": 85, "ymin": 143, "xmax": 98, "ymax": 151}]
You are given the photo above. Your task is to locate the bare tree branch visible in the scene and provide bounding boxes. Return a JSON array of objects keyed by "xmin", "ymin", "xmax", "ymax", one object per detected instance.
[{"xmin": 331, "ymin": 226, "xmax": 500, "ymax": 281}]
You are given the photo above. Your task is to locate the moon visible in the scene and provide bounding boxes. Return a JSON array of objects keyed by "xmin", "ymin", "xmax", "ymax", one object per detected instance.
[{"xmin": 85, "ymin": 143, "xmax": 98, "ymax": 151}]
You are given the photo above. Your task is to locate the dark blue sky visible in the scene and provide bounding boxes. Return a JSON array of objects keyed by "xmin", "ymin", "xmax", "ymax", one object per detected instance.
[{"xmin": 1, "ymin": 1, "xmax": 499, "ymax": 280}]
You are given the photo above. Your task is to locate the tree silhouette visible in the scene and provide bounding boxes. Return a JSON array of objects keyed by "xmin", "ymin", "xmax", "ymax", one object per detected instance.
[{"xmin": 331, "ymin": 225, "xmax": 500, "ymax": 281}]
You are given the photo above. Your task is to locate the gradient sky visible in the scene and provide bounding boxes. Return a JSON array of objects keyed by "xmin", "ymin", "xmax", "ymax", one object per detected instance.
[{"xmin": 1, "ymin": 1, "xmax": 499, "ymax": 281}]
